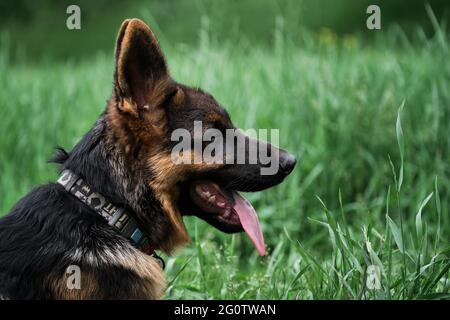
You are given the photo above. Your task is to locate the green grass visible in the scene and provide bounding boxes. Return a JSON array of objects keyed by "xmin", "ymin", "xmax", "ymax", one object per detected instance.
[{"xmin": 0, "ymin": 21, "xmax": 449, "ymax": 299}]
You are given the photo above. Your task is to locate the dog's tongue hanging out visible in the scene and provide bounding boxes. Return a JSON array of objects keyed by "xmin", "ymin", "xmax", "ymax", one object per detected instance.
[
  {"xmin": 230, "ymin": 191, "xmax": 266, "ymax": 256},
  {"xmin": 191, "ymin": 181, "xmax": 266, "ymax": 256}
]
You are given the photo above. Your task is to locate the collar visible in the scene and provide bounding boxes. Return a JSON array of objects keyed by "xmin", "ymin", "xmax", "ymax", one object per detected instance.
[{"xmin": 57, "ymin": 169, "xmax": 164, "ymax": 269}]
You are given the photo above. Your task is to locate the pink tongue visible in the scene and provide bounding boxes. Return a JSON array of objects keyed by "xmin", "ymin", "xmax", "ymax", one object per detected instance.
[{"xmin": 231, "ymin": 192, "xmax": 266, "ymax": 256}]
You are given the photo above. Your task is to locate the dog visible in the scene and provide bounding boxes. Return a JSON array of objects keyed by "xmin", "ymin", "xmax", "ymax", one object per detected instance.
[{"xmin": 0, "ymin": 18, "xmax": 296, "ymax": 299}]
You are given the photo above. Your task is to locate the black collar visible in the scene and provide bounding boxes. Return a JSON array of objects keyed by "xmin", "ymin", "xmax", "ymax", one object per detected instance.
[{"xmin": 57, "ymin": 169, "xmax": 164, "ymax": 269}]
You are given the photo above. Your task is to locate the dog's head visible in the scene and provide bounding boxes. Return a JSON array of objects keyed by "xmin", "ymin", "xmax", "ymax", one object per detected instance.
[{"xmin": 108, "ymin": 19, "xmax": 296, "ymax": 254}]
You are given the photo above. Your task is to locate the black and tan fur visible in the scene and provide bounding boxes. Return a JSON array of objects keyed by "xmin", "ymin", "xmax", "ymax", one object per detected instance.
[{"xmin": 0, "ymin": 19, "xmax": 296, "ymax": 299}]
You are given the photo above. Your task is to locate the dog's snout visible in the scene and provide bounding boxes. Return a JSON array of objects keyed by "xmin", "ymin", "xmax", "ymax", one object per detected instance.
[{"xmin": 279, "ymin": 153, "xmax": 296, "ymax": 175}]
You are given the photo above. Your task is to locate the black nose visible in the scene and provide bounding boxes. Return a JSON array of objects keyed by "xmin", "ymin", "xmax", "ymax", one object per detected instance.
[{"xmin": 279, "ymin": 153, "xmax": 296, "ymax": 175}]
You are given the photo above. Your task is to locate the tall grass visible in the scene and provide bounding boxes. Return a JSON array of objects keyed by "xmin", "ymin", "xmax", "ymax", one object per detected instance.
[{"xmin": 0, "ymin": 19, "xmax": 449, "ymax": 298}]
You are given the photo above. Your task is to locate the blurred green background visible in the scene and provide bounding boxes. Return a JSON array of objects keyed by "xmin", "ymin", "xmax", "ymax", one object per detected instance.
[
  {"xmin": 0, "ymin": 0, "xmax": 449, "ymax": 61},
  {"xmin": 1, "ymin": 0, "xmax": 450, "ymax": 299}
]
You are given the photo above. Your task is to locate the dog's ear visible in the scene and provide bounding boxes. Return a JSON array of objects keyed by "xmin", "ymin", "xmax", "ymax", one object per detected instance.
[{"xmin": 114, "ymin": 18, "xmax": 171, "ymax": 112}]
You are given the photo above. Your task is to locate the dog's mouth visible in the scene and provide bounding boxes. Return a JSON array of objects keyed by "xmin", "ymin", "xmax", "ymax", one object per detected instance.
[{"xmin": 183, "ymin": 179, "xmax": 266, "ymax": 256}]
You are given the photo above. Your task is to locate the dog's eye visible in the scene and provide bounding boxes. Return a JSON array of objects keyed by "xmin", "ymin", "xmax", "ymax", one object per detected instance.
[{"xmin": 213, "ymin": 120, "xmax": 227, "ymax": 134}]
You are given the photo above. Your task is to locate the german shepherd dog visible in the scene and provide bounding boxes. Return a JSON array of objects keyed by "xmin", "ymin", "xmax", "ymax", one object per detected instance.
[{"xmin": 0, "ymin": 19, "xmax": 296, "ymax": 299}]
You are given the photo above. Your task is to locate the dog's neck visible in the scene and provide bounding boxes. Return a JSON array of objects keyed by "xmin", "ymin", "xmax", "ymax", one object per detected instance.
[{"xmin": 57, "ymin": 113, "xmax": 173, "ymax": 252}]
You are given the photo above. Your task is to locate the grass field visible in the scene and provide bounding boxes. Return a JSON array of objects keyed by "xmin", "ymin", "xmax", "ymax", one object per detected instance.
[{"xmin": 0, "ymin": 18, "xmax": 449, "ymax": 299}]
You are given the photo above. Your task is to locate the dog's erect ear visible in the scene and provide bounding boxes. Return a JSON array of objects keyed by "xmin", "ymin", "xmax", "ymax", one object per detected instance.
[{"xmin": 114, "ymin": 18, "xmax": 170, "ymax": 110}]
